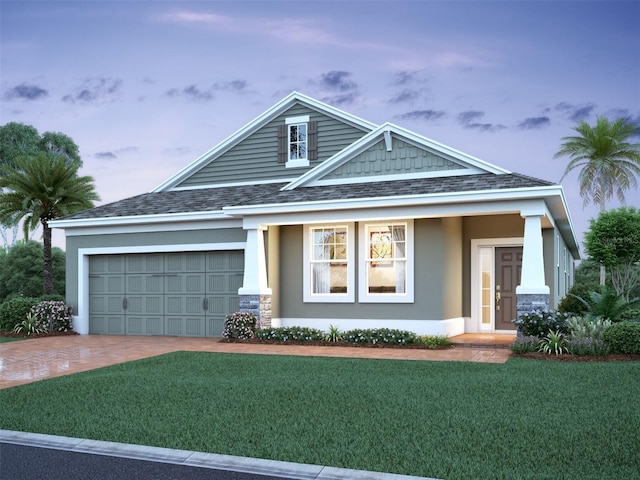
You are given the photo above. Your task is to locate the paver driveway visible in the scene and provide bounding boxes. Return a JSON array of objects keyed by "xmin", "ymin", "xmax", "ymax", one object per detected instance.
[{"xmin": 0, "ymin": 334, "xmax": 513, "ymax": 389}]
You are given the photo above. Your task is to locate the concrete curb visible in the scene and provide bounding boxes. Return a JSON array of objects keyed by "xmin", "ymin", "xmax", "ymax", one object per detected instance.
[{"xmin": 0, "ymin": 430, "xmax": 438, "ymax": 480}]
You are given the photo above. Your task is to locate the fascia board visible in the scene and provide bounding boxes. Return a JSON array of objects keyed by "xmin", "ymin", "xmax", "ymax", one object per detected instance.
[
  {"xmin": 49, "ymin": 210, "xmax": 229, "ymax": 229},
  {"xmin": 226, "ymin": 185, "xmax": 566, "ymax": 216},
  {"xmin": 153, "ymin": 92, "xmax": 377, "ymax": 192}
]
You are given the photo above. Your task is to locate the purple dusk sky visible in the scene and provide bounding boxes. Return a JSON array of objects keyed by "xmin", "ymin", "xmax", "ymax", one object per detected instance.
[{"xmin": 1, "ymin": 0, "xmax": 639, "ymax": 251}]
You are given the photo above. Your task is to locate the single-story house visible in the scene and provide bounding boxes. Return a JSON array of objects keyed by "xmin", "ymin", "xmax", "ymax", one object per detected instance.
[{"xmin": 51, "ymin": 92, "xmax": 580, "ymax": 337}]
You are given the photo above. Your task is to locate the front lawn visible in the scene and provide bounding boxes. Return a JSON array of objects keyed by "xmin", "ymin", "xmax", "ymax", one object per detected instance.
[
  {"xmin": 1, "ymin": 352, "xmax": 638, "ymax": 479},
  {"xmin": 0, "ymin": 336, "xmax": 28, "ymax": 343}
]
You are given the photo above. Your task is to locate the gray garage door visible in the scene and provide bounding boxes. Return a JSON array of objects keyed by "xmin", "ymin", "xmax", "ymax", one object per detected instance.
[{"xmin": 88, "ymin": 251, "xmax": 244, "ymax": 337}]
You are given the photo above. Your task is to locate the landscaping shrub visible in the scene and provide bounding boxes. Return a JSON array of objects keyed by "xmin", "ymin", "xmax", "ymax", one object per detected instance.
[
  {"xmin": 30, "ymin": 300, "xmax": 73, "ymax": 333},
  {"xmin": 0, "ymin": 296, "xmax": 39, "ymax": 331},
  {"xmin": 619, "ymin": 307, "xmax": 640, "ymax": 321},
  {"xmin": 222, "ymin": 312, "xmax": 257, "ymax": 339},
  {"xmin": 602, "ymin": 321, "xmax": 640, "ymax": 354},
  {"xmin": 557, "ymin": 283, "xmax": 599, "ymax": 315},
  {"xmin": 537, "ymin": 330, "xmax": 568, "ymax": 355},
  {"xmin": 566, "ymin": 338, "xmax": 611, "ymax": 356},
  {"xmin": 12, "ymin": 313, "xmax": 47, "ymax": 336},
  {"xmin": 255, "ymin": 326, "xmax": 324, "ymax": 342},
  {"xmin": 566, "ymin": 315, "xmax": 611, "ymax": 340},
  {"xmin": 343, "ymin": 328, "xmax": 418, "ymax": 345},
  {"xmin": 510, "ymin": 336, "xmax": 540, "ymax": 354},
  {"xmin": 418, "ymin": 335, "xmax": 453, "ymax": 349},
  {"xmin": 323, "ymin": 324, "xmax": 343, "ymax": 342},
  {"xmin": 513, "ymin": 309, "xmax": 569, "ymax": 337}
]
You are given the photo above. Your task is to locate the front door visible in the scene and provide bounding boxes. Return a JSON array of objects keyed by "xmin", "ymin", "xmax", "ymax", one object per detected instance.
[{"xmin": 495, "ymin": 247, "xmax": 522, "ymax": 330}]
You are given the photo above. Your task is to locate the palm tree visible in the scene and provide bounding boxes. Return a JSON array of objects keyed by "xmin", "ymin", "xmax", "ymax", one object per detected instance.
[
  {"xmin": 555, "ymin": 116, "xmax": 640, "ymax": 284},
  {"xmin": 555, "ymin": 116, "xmax": 640, "ymax": 211},
  {"xmin": 0, "ymin": 152, "xmax": 100, "ymax": 294}
]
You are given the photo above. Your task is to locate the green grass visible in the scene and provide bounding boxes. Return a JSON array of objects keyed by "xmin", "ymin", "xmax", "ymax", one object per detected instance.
[
  {"xmin": 1, "ymin": 353, "xmax": 639, "ymax": 479},
  {"xmin": 0, "ymin": 336, "xmax": 28, "ymax": 343}
]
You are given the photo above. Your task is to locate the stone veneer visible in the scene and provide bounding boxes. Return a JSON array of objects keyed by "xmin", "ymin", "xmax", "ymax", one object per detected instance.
[
  {"xmin": 516, "ymin": 293, "xmax": 550, "ymax": 337},
  {"xmin": 239, "ymin": 294, "xmax": 272, "ymax": 329}
]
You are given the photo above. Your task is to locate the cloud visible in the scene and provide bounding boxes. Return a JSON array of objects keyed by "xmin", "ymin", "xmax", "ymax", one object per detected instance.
[
  {"xmin": 555, "ymin": 102, "xmax": 596, "ymax": 122},
  {"xmin": 62, "ymin": 77, "xmax": 122, "ymax": 104},
  {"xmin": 95, "ymin": 152, "xmax": 117, "ymax": 160},
  {"xmin": 320, "ymin": 71, "xmax": 357, "ymax": 92},
  {"xmin": 390, "ymin": 71, "xmax": 418, "ymax": 86},
  {"xmin": 457, "ymin": 110, "xmax": 506, "ymax": 132},
  {"xmin": 388, "ymin": 89, "xmax": 422, "ymax": 104},
  {"xmin": 212, "ymin": 80, "xmax": 249, "ymax": 93},
  {"xmin": 396, "ymin": 110, "xmax": 446, "ymax": 122},
  {"xmin": 3, "ymin": 83, "xmax": 49, "ymax": 101},
  {"xmin": 321, "ymin": 92, "xmax": 358, "ymax": 107},
  {"xmin": 166, "ymin": 85, "xmax": 214, "ymax": 102},
  {"xmin": 518, "ymin": 117, "xmax": 551, "ymax": 130}
]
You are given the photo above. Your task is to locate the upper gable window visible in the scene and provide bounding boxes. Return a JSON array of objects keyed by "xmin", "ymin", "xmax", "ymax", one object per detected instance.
[{"xmin": 278, "ymin": 116, "xmax": 318, "ymax": 168}]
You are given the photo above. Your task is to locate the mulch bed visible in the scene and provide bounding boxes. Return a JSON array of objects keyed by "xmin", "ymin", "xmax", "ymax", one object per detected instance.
[
  {"xmin": 512, "ymin": 352, "xmax": 640, "ymax": 362},
  {"xmin": 220, "ymin": 338, "xmax": 452, "ymax": 350},
  {"xmin": 0, "ymin": 331, "xmax": 78, "ymax": 339}
]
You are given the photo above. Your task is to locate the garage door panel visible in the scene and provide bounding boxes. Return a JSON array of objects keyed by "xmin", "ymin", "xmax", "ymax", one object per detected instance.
[
  {"xmin": 165, "ymin": 316, "xmax": 204, "ymax": 336},
  {"xmin": 107, "ymin": 316, "xmax": 125, "ymax": 334},
  {"xmin": 89, "ymin": 251, "xmax": 243, "ymax": 337}
]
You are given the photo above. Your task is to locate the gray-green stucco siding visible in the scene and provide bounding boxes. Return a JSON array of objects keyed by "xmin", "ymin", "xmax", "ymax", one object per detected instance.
[
  {"xmin": 274, "ymin": 219, "xmax": 464, "ymax": 321},
  {"xmin": 176, "ymin": 103, "xmax": 369, "ymax": 187},
  {"xmin": 64, "ymin": 228, "xmax": 246, "ymax": 315}
]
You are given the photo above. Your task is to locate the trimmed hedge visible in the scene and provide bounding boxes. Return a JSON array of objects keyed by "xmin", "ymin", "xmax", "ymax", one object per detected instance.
[
  {"xmin": 0, "ymin": 297, "xmax": 40, "ymax": 331},
  {"xmin": 602, "ymin": 321, "xmax": 640, "ymax": 354}
]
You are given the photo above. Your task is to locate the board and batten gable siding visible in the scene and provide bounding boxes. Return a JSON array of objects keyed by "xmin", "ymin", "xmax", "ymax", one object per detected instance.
[
  {"xmin": 323, "ymin": 137, "xmax": 468, "ymax": 180},
  {"xmin": 176, "ymin": 103, "xmax": 369, "ymax": 188}
]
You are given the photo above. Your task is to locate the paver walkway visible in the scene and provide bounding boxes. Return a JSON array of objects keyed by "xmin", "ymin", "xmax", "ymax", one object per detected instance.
[{"xmin": 0, "ymin": 334, "xmax": 514, "ymax": 390}]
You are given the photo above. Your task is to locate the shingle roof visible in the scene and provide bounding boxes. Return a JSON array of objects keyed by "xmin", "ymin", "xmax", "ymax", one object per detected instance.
[{"xmin": 59, "ymin": 173, "xmax": 555, "ymax": 221}]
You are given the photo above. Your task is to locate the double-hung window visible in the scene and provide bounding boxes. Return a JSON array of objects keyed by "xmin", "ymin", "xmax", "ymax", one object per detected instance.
[
  {"xmin": 279, "ymin": 116, "xmax": 318, "ymax": 168},
  {"xmin": 359, "ymin": 221, "xmax": 414, "ymax": 303},
  {"xmin": 303, "ymin": 224, "xmax": 354, "ymax": 302}
]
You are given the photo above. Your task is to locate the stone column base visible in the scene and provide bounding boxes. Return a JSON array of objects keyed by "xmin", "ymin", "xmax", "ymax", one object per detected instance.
[
  {"xmin": 239, "ymin": 294, "xmax": 272, "ymax": 329},
  {"xmin": 516, "ymin": 293, "xmax": 550, "ymax": 337}
]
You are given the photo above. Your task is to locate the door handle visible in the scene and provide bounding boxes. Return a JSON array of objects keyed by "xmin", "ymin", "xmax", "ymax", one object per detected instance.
[
  {"xmin": 495, "ymin": 292, "xmax": 501, "ymax": 303},
  {"xmin": 202, "ymin": 298, "xmax": 209, "ymax": 311}
]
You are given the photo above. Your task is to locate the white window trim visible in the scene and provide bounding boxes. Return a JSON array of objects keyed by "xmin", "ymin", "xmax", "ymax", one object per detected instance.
[
  {"xmin": 285, "ymin": 115, "xmax": 310, "ymax": 168},
  {"xmin": 358, "ymin": 220, "xmax": 414, "ymax": 303},
  {"xmin": 303, "ymin": 223, "xmax": 355, "ymax": 303}
]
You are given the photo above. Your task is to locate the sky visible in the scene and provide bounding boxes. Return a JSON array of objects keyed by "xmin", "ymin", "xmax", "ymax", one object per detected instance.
[{"xmin": 1, "ymin": 0, "xmax": 639, "ymax": 252}]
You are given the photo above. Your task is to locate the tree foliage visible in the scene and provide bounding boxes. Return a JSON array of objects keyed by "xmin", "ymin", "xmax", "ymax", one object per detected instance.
[
  {"xmin": 0, "ymin": 153, "xmax": 99, "ymax": 293},
  {"xmin": 584, "ymin": 207, "xmax": 640, "ymax": 300},
  {"xmin": 0, "ymin": 241, "xmax": 65, "ymax": 301},
  {"xmin": 0, "ymin": 122, "xmax": 82, "ymax": 168}
]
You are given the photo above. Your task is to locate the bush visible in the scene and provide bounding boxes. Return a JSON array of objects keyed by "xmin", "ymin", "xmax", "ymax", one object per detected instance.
[
  {"xmin": 222, "ymin": 312, "xmax": 257, "ymax": 339},
  {"xmin": 255, "ymin": 326, "xmax": 324, "ymax": 342},
  {"xmin": 513, "ymin": 309, "xmax": 569, "ymax": 338},
  {"xmin": 566, "ymin": 315, "xmax": 611, "ymax": 340},
  {"xmin": 343, "ymin": 328, "xmax": 418, "ymax": 345},
  {"xmin": 566, "ymin": 338, "xmax": 611, "ymax": 356},
  {"xmin": 602, "ymin": 321, "xmax": 640, "ymax": 354},
  {"xmin": 30, "ymin": 300, "xmax": 73, "ymax": 333},
  {"xmin": 12, "ymin": 313, "xmax": 47, "ymax": 336},
  {"xmin": 418, "ymin": 335, "xmax": 453, "ymax": 349},
  {"xmin": 619, "ymin": 307, "xmax": 640, "ymax": 321},
  {"xmin": 557, "ymin": 283, "xmax": 599, "ymax": 315},
  {"xmin": 0, "ymin": 296, "xmax": 39, "ymax": 331},
  {"xmin": 538, "ymin": 330, "xmax": 568, "ymax": 355},
  {"xmin": 510, "ymin": 336, "xmax": 540, "ymax": 354}
]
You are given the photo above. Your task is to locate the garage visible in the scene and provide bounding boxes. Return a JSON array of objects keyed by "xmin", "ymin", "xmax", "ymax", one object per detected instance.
[{"xmin": 88, "ymin": 251, "xmax": 244, "ymax": 337}]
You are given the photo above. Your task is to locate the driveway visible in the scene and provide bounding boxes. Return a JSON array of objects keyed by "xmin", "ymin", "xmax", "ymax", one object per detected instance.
[{"xmin": 0, "ymin": 334, "xmax": 513, "ymax": 390}]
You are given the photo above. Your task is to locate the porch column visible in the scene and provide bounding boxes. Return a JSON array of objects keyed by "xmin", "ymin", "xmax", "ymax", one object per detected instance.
[
  {"xmin": 238, "ymin": 226, "xmax": 272, "ymax": 328},
  {"xmin": 516, "ymin": 209, "xmax": 550, "ymax": 332}
]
